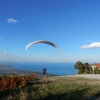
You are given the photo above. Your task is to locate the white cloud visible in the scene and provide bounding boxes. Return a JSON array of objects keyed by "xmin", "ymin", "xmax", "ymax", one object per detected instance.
[
  {"xmin": 3, "ymin": 52, "xmax": 8, "ymax": 55},
  {"xmin": 81, "ymin": 42, "xmax": 100, "ymax": 49},
  {"xmin": 7, "ymin": 18, "xmax": 18, "ymax": 23}
]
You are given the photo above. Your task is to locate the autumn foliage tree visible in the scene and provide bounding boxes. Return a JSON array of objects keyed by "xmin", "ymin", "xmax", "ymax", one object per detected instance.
[{"xmin": 0, "ymin": 74, "xmax": 35, "ymax": 90}]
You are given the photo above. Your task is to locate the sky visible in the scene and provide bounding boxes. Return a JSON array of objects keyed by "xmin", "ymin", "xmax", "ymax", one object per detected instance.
[{"xmin": 0, "ymin": 0, "xmax": 100, "ymax": 63}]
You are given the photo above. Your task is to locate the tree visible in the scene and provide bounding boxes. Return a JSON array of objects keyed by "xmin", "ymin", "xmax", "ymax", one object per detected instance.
[
  {"xmin": 83, "ymin": 62, "xmax": 90, "ymax": 74},
  {"xmin": 74, "ymin": 61, "xmax": 91, "ymax": 74},
  {"xmin": 94, "ymin": 67, "xmax": 100, "ymax": 74},
  {"xmin": 74, "ymin": 61, "xmax": 84, "ymax": 74}
]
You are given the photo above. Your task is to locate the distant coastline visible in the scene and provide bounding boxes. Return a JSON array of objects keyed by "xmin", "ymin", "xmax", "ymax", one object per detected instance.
[
  {"xmin": 0, "ymin": 64, "xmax": 14, "ymax": 69},
  {"xmin": 0, "ymin": 64, "xmax": 56, "ymax": 77}
]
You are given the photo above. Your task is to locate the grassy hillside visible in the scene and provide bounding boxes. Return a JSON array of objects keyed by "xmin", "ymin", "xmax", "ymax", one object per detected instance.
[{"xmin": 0, "ymin": 75, "xmax": 100, "ymax": 100}]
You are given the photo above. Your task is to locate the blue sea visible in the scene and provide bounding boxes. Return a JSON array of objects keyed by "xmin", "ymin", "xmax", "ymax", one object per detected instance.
[{"xmin": 1, "ymin": 62, "xmax": 77, "ymax": 76}]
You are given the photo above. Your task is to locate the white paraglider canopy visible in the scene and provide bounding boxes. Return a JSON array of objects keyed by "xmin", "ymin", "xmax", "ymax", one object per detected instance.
[{"xmin": 25, "ymin": 40, "xmax": 60, "ymax": 52}]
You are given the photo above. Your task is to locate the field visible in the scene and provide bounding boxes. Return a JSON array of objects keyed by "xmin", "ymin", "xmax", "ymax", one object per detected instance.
[{"xmin": 0, "ymin": 75, "xmax": 100, "ymax": 100}]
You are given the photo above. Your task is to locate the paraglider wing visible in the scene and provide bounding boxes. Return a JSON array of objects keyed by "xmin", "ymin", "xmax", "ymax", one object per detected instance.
[{"xmin": 25, "ymin": 40, "xmax": 60, "ymax": 52}]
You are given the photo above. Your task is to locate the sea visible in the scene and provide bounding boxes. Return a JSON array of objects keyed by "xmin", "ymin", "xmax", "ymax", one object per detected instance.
[{"xmin": 0, "ymin": 62, "xmax": 77, "ymax": 76}]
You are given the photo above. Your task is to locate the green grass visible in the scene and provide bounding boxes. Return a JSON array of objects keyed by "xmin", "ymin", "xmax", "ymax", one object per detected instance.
[{"xmin": 0, "ymin": 76, "xmax": 100, "ymax": 100}]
